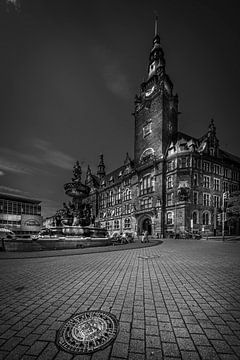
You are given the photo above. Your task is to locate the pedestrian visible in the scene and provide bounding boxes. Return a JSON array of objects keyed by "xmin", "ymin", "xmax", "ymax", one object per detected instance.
[{"xmin": 144, "ymin": 230, "xmax": 149, "ymax": 243}]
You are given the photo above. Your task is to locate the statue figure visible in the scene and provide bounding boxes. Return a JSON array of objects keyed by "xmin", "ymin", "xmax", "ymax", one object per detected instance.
[{"xmin": 72, "ymin": 161, "xmax": 82, "ymax": 182}]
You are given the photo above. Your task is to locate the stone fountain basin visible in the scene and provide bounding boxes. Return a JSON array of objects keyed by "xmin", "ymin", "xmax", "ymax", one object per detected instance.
[
  {"xmin": 37, "ymin": 236, "xmax": 111, "ymax": 250},
  {"xmin": 3, "ymin": 236, "xmax": 111, "ymax": 251}
]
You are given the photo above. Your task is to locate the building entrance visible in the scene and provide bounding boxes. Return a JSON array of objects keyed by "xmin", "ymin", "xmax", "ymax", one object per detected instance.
[{"xmin": 142, "ymin": 218, "xmax": 152, "ymax": 235}]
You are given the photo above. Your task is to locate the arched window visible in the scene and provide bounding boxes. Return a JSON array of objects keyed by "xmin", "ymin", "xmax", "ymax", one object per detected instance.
[
  {"xmin": 140, "ymin": 148, "xmax": 155, "ymax": 163},
  {"xmin": 124, "ymin": 218, "xmax": 131, "ymax": 229},
  {"xmin": 123, "ymin": 188, "xmax": 132, "ymax": 201},
  {"xmin": 202, "ymin": 211, "xmax": 210, "ymax": 225},
  {"xmin": 192, "ymin": 211, "xmax": 198, "ymax": 225}
]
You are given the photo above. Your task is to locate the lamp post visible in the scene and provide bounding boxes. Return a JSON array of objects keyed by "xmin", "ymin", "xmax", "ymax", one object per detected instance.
[{"xmin": 222, "ymin": 191, "xmax": 229, "ymax": 242}]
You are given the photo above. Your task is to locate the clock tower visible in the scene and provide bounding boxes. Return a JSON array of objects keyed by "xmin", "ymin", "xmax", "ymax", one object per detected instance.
[{"xmin": 134, "ymin": 18, "xmax": 178, "ymax": 165}]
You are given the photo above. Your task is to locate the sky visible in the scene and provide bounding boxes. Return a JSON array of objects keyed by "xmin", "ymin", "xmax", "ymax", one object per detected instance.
[{"xmin": 0, "ymin": 0, "xmax": 240, "ymax": 218}]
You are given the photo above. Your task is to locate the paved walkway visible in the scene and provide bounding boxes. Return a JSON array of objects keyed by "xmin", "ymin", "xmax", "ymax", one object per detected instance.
[{"xmin": 0, "ymin": 239, "xmax": 240, "ymax": 360}]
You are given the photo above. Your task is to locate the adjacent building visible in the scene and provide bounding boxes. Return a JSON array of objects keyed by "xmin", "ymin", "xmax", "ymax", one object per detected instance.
[
  {"xmin": 0, "ymin": 193, "xmax": 43, "ymax": 235},
  {"xmin": 74, "ymin": 22, "xmax": 240, "ymax": 237}
]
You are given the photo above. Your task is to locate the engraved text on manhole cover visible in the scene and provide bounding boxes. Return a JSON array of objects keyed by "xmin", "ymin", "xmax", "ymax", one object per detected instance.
[{"xmin": 56, "ymin": 310, "xmax": 119, "ymax": 354}]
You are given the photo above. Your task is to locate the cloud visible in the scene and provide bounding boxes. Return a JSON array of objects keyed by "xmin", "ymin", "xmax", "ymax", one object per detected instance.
[
  {"xmin": 0, "ymin": 185, "xmax": 29, "ymax": 195},
  {"xmin": 93, "ymin": 46, "xmax": 131, "ymax": 99},
  {"xmin": 34, "ymin": 139, "xmax": 75, "ymax": 170},
  {"xmin": 0, "ymin": 158, "xmax": 33, "ymax": 174}
]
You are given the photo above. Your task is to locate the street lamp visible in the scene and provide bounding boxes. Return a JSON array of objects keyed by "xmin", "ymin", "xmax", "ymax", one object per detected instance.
[{"xmin": 222, "ymin": 191, "xmax": 229, "ymax": 241}]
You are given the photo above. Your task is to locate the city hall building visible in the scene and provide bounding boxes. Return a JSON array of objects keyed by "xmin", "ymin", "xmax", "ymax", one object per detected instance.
[{"xmin": 81, "ymin": 26, "xmax": 240, "ymax": 238}]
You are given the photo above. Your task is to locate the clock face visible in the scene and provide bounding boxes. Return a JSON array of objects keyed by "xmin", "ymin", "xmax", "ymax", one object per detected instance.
[{"xmin": 145, "ymin": 85, "xmax": 155, "ymax": 97}]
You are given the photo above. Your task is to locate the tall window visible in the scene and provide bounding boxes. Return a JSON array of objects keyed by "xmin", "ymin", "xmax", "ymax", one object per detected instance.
[
  {"xmin": 193, "ymin": 173, "xmax": 198, "ymax": 186},
  {"xmin": 167, "ymin": 193, "xmax": 173, "ymax": 206},
  {"xmin": 140, "ymin": 175, "xmax": 154, "ymax": 195},
  {"xmin": 193, "ymin": 191, "xmax": 198, "ymax": 205},
  {"xmin": 203, "ymin": 176, "xmax": 210, "ymax": 188},
  {"xmin": 214, "ymin": 178, "xmax": 220, "ymax": 191},
  {"xmin": 167, "ymin": 176, "xmax": 173, "ymax": 189},
  {"xmin": 203, "ymin": 193, "xmax": 210, "ymax": 206},
  {"xmin": 192, "ymin": 211, "xmax": 198, "ymax": 224},
  {"xmin": 143, "ymin": 122, "xmax": 152, "ymax": 137},
  {"xmin": 114, "ymin": 220, "xmax": 120, "ymax": 230},
  {"xmin": 203, "ymin": 161, "xmax": 210, "ymax": 172},
  {"xmin": 203, "ymin": 211, "xmax": 210, "ymax": 225},
  {"xmin": 213, "ymin": 164, "xmax": 221, "ymax": 175},
  {"xmin": 116, "ymin": 187, "xmax": 121, "ymax": 204},
  {"xmin": 167, "ymin": 212, "xmax": 174, "ymax": 225},
  {"xmin": 123, "ymin": 188, "xmax": 132, "ymax": 201},
  {"xmin": 213, "ymin": 195, "xmax": 220, "ymax": 208},
  {"xmin": 124, "ymin": 218, "xmax": 131, "ymax": 229}
]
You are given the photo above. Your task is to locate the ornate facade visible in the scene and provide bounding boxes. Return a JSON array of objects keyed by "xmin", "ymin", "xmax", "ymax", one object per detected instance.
[{"xmin": 80, "ymin": 24, "xmax": 240, "ymax": 237}]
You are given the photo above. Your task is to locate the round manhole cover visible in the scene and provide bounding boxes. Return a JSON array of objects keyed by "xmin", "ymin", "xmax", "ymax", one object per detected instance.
[{"xmin": 56, "ymin": 310, "xmax": 119, "ymax": 354}]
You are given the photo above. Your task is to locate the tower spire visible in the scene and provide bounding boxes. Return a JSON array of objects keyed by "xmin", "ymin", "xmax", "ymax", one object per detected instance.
[
  {"xmin": 154, "ymin": 13, "xmax": 158, "ymax": 37},
  {"xmin": 97, "ymin": 154, "xmax": 105, "ymax": 179}
]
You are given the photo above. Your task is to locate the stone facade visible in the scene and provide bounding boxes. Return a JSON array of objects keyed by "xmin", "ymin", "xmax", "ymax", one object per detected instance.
[{"xmin": 82, "ymin": 26, "xmax": 240, "ymax": 238}]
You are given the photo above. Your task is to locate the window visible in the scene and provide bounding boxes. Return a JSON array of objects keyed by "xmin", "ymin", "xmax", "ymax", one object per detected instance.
[
  {"xmin": 193, "ymin": 173, "xmax": 198, "ymax": 186},
  {"xmin": 193, "ymin": 191, "xmax": 198, "ymax": 205},
  {"xmin": 140, "ymin": 197, "xmax": 152, "ymax": 210},
  {"xmin": 181, "ymin": 157, "xmax": 187, "ymax": 168},
  {"xmin": 116, "ymin": 187, "xmax": 121, "ymax": 204},
  {"xmin": 223, "ymin": 181, "xmax": 229, "ymax": 192},
  {"xmin": 203, "ymin": 175, "xmax": 210, "ymax": 188},
  {"xmin": 123, "ymin": 188, "xmax": 132, "ymax": 201},
  {"xmin": 213, "ymin": 195, "xmax": 220, "ymax": 208},
  {"xmin": 114, "ymin": 220, "xmax": 120, "ymax": 230},
  {"xmin": 213, "ymin": 164, "xmax": 221, "ymax": 175},
  {"xmin": 192, "ymin": 211, "xmax": 198, "ymax": 225},
  {"xmin": 203, "ymin": 193, "xmax": 210, "ymax": 207},
  {"xmin": 167, "ymin": 193, "xmax": 173, "ymax": 206},
  {"xmin": 213, "ymin": 178, "xmax": 220, "ymax": 191},
  {"xmin": 140, "ymin": 148, "xmax": 155, "ymax": 163},
  {"xmin": 140, "ymin": 175, "xmax": 154, "ymax": 195},
  {"xmin": 167, "ymin": 212, "xmax": 174, "ymax": 225},
  {"xmin": 124, "ymin": 218, "xmax": 131, "ymax": 229},
  {"xmin": 203, "ymin": 161, "xmax": 210, "ymax": 172},
  {"xmin": 167, "ymin": 161, "xmax": 173, "ymax": 172},
  {"xmin": 106, "ymin": 221, "xmax": 111, "ymax": 230},
  {"xmin": 123, "ymin": 204, "xmax": 131, "ymax": 214},
  {"xmin": 143, "ymin": 122, "xmax": 152, "ymax": 137},
  {"xmin": 203, "ymin": 211, "xmax": 210, "ymax": 225},
  {"xmin": 167, "ymin": 176, "xmax": 173, "ymax": 189}
]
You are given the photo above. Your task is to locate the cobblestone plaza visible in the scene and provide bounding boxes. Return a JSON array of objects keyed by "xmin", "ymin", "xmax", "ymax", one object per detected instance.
[{"xmin": 0, "ymin": 239, "xmax": 240, "ymax": 359}]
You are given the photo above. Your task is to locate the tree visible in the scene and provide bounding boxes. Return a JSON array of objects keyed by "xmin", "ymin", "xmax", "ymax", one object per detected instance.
[
  {"xmin": 227, "ymin": 191, "xmax": 240, "ymax": 219},
  {"xmin": 226, "ymin": 191, "xmax": 240, "ymax": 235}
]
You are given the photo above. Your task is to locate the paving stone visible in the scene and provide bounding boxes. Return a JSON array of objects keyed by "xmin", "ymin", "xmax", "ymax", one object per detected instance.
[
  {"xmin": 177, "ymin": 337, "xmax": 196, "ymax": 351},
  {"xmin": 181, "ymin": 351, "xmax": 201, "ymax": 360},
  {"xmin": 26, "ymin": 341, "xmax": 47, "ymax": 356},
  {"xmin": 145, "ymin": 335, "xmax": 161, "ymax": 348},
  {"xmin": 145, "ymin": 348, "xmax": 163, "ymax": 360},
  {"xmin": 162, "ymin": 342, "xmax": 180, "ymax": 357},
  {"xmin": 1, "ymin": 336, "xmax": 23, "ymax": 351},
  {"xmin": 111, "ymin": 341, "xmax": 129, "ymax": 358},
  {"xmin": 4, "ymin": 345, "xmax": 29, "ymax": 360}
]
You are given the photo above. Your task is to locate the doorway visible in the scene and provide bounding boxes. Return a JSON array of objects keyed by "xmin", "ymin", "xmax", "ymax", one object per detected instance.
[{"xmin": 142, "ymin": 218, "xmax": 152, "ymax": 235}]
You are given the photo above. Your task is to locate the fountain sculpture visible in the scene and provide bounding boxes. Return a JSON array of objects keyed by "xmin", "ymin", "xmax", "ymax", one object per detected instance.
[{"xmin": 37, "ymin": 161, "xmax": 110, "ymax": 249}]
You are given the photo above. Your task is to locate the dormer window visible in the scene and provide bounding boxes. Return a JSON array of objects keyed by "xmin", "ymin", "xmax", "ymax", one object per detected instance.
[{"xmin": 118, "ymin": 171, "xmax": 122, "ymax": 177}]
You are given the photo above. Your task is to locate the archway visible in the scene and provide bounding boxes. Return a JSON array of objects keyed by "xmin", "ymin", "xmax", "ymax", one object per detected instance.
[{"xmin": 142, "ymin": 218, "xmax": 152, "ymax": 235}]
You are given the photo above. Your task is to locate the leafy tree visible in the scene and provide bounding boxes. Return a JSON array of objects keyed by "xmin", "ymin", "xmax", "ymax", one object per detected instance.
[{"xmin": 226, "ymin": 191, "xmax": 240, "ymax": 222}]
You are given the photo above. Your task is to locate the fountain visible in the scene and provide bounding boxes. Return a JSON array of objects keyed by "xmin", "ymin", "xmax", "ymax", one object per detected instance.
[{"xmin": 36, "ymin": 161, "xmax": 110, "ymax": 250}]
